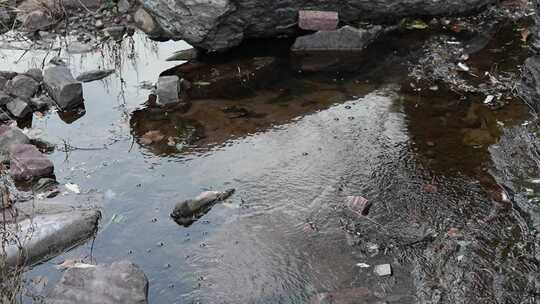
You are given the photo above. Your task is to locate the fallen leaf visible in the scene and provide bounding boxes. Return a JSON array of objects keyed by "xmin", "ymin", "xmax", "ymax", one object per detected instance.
[{"xmin": 141, "ymin": 130, "xmax": 165, "ymax": 145}]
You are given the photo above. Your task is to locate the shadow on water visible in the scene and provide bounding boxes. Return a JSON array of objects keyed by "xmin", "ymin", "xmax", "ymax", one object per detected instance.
[{"xmin": 0, "ymin": 13, "xmax": 538, "ymax": 304}]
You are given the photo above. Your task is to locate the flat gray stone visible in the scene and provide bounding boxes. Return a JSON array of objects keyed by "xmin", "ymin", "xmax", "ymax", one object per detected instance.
[
  {"xmin": 46, "ymin": 260, "xmax": 148, "ymax": 304},
  {"xmin": 292, "ymin": 26, "xmax": 383, "ymax": 52},
  {"xmin": 9, "ymin": 143, "xmax": 54, "ymax": 180},
  {"xmin": 156, "ymin": 75, "xmax": 180, "ymax": 105},
  {"xmin": 6, "ymin": 97, "xmax": 32, "ymax": 118}
]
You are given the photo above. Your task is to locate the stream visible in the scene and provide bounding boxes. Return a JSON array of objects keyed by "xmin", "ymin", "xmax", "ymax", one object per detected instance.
[{"xmin": 1, "ymin": 16, "xmax": 539, "ymax": 304}]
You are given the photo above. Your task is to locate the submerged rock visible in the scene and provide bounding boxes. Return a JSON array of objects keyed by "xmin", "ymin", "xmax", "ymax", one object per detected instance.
[
  {"xmin": 43, "ymin": 65, "xmax": 83, "ymax": 110},
  {"xmin": 164, "ymin": 56, "xmax": 278, "ymax": 99},
  {"xmin": 140, "ymin": 0, "xmax": 495, "ymax": 51},
  {"xmin": 292, "ymin": 26, "xmax": 383, "ymax": 52},
  {"xmin": 76, "ymin": 69, "xmax": 115, "ymax": 82},
  {"xmin": 171, "ymin": 189, "xmax": 235, "ymax": 226},
  {"xmin": 46, "ymin": 260, "xmax": 148, "ymax": 304},
  {"xmin": 156, "ymin": 75, "xmax": 181, "ymax": 105}
]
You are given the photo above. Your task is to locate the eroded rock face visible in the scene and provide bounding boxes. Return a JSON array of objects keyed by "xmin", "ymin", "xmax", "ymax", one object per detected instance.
[{"xmin": 140, "ymin": 0, "xmax": 495, "ymax": 51}]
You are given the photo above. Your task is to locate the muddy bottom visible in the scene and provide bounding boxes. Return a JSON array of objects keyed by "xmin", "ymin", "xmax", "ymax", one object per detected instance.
[{"xmin": 0, "ymin": 19, "xmax": 537, "ymax": 304}]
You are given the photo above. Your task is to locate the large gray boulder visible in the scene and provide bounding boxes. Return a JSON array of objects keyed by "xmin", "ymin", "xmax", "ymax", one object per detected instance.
[
  {"xmin": 5, "ymin": 210, "xmax": 100, "ymax": 266},
  {"xmin": 46, "ymin": 260, "xmax": 149, "ymax": 304},
  {"xmin": 43, "ymin": 65, "xmax": 83, "ymax": 110},
  {"xmin": 140, "ymin": 0, "xmax": 495, "ymax": 51},
  {"xmin": 3, "ymin": 194, "xmax": 101, "ymax": 267}
]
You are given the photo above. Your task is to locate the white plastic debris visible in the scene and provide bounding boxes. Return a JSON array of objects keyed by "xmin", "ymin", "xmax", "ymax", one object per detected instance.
[
  {"xmin": 457, "ymin": 62, "xmax": 470, "ymax": 72},
  {"xmin": 65, "ymin": 183, "xmax": 81, "ymax": 194},
  {"xmin": 374, "ymin": 264, "xmax": 392, "ymax": 277},
  {"xmin": 356, "ymin": 263, "xmax": 371, "ymax": 268},
  {"xmin": 483, "ymin": 95, "xmax": 495, "ymax": 104}
]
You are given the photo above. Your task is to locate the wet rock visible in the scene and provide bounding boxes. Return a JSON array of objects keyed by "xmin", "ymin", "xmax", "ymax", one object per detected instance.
[
  {"xmin": 0, "ymin": 76, "xmax": 7, "ymax": 90},
  {"xmin": 156, "ymin": 75, "xmax": 181, "ymax": 106},
  {"xmin": 24, "ymin": 68, "xmax": 43, "ymax": 83},
  {"xmin": 166, "ymin": 48, "xmax": 199, "ymax": 61},
  {"xmin": 117, "ymin": 0, "xmax": 131, "ymax": 14},
  {"xmin": 43, "ymin": 65, "xmax": 84, "ymax": 110},
  {"xmin": 298, "ymin": 10, "xmax": 339, "ymax": 31},
  {"xmin": 0, "ymin": 5, "xmax": 15, "ymax": 34},
  {"xmin": 292, "ymin": 26, "xmax": 383, "ymax": 52},
  {"xmin": 374, "ymin": 264, "xmax": 392, "ymax": 276},
  {"xmin": 0, "ymin": 125, "xmax": 30, "ymax": 151},
  {"xmin": 0, "ymin": 126, "xmax": 30, "ymax": 164},
  {"xmin": 46, "ymin": 260, "xmax": 148, "ymax": 304},
  {"xmin": 521, "ymin": 55, "xmax": 540, "ymax": 114},
  {"xmin": 9, "ymin": 143, "xmax": 54, "ymax": 181},
  {"xmin": 20, "ymin": 10, "xmax": 54, "ymax": 31},
  {"xmin": 171, "ymin": 189, "xmax": 235, "ymax": 226},
  {"xmin": 104, "ymin": 25, "xmax": 126, "ymax": 41},
  {"xmin": 0, "ymin": 110, "xmax": 11, "ymax": 122},
  {"xmin": 33, "ymin": 177, "xmax": 59, "ymax": 193},
  {"xmin": 30, "ymin": 95, "xmax": 55, "ymax": 110},
  {"xmin": 6, "ymin": 98, "xmax": 32, "ymax": 118},
  {"xmin": 18, "ymin": 0, "xmax": 102, "ymax": 12},
  {"xmin": 0, "ymin": 91, "xmax": 13, "ymax": 106},
  {"xmin": 0, "ymin": 71, "xmax": 17, "ymax": 80},
  {"xmin": 133, "ymin": 7, "xmax": 167, "ymax": 40},
  {"xmin": 165, "ymin": 56, "xmax": 278, "ymax": 99},
  {"xmin": 76, "ymin": 69, "xmax": 115, "ymax": 82},
  {"xmin": 141, "ymin": 0, "xmax": 494, "ymax": 51},
  {"xmin": 5, "ymin": 74, "xmax": 40, "ymax": 99},
  {"xmin": 5, "ymin": 209, "xmax": 100, "ymax": 267}
]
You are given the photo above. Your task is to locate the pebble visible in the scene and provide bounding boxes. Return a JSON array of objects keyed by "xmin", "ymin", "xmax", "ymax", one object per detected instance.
[{"xmin": 374, "ymin": 264, "xmax": 392, "ymax": 277}]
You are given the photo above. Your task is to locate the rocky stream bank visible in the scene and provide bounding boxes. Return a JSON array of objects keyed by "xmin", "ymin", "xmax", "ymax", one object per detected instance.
[{"xmin": 0, "ymin": 0, "xmax": 539, "ymax": 303}]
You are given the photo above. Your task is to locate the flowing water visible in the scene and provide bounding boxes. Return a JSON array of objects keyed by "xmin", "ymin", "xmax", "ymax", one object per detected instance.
[{"xmin": 0, "ymin": 21, "xmax": 538, "ymax": 303}]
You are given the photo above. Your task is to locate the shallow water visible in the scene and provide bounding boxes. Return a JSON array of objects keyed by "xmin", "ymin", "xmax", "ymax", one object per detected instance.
[{"xmin": 0, "ymin": 23, "xmax": 537, "ymax": 303}]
